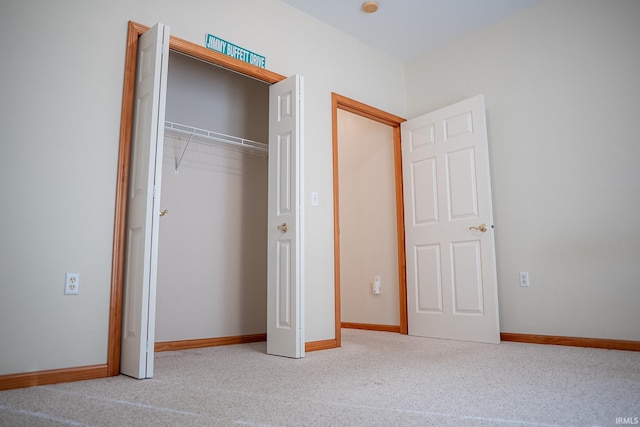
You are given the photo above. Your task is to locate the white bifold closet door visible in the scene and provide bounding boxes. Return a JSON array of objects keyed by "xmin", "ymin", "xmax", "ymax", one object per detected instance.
[
  {"xmin": 121, "ymin": 23, "xmax": 305, "ymax": 378},
  {"xmin": 267, "ymin": 75, "xmax": 305, "ymax": 359},
  {"xmin": 121, "ymin": 22, "xmax": 169, "ymax": 379}
]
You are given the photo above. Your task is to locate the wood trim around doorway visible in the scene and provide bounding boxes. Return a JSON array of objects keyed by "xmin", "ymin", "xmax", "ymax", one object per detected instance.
[
  {"xmin": 107, "ymin": 21, "xmax": 286, "ymax": 377},
  {"xmin": 331, "ymin": 93, "xmax": 407, "ymax": 347}
]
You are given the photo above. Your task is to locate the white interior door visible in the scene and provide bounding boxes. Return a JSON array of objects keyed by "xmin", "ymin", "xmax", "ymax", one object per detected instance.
[
  {"xmin": 267, "ymin": 75, "xmax": 305, "ymax": 358},
  {"xmin": 402, "ymin": 94, "xmax": 500, "ymax": 344},
  {"xmin": 121, "ymin": 22, "xmax": 170, "ymax": 378}
]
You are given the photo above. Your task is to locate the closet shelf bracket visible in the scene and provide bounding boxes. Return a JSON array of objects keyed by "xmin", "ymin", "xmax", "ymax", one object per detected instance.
[
  {"xmin": 174, "ymin": 131, "xmax": 194, "ymax": 174},
  {"xmin": 163, "ymin": 121, "xmax": 269, "ymax": 174}
]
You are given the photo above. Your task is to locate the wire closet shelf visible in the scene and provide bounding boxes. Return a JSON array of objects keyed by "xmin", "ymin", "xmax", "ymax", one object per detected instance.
[{"xmin": 164, "ymin": 121, "xmax": 269, "ymax": 174}]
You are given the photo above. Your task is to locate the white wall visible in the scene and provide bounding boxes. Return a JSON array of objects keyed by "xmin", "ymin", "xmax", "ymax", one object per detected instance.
[
  {"xmin": 338, "ymin": 110, "xmax": 400, "ymax": 326},
  {"xmin": 155, "ymin": 52, "xmax": 269, "ymax": 342},
  {"xmin": 0, "ymin": 0, "xmax": 406, "ymax": 375},
  {"xmin": 406, "ymin": 0, "xmax": 640, "ymax": 340},
  {"xmin": 164, "ymin": 51, "xmax": 270, "ymax": 142},
  {"xmin": 157, "ymin": 146, "xmax": 268, "ymax": 341}
]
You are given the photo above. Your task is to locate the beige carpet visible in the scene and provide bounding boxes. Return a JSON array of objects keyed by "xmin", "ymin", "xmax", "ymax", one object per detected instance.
[{"xmin": 1, "ymin": 329, "xmax": 638, "ymax": 426}]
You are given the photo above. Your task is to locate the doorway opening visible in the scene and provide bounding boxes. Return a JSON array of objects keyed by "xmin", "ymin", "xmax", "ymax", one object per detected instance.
[
  {"xmin": 331, "ymin": 93, "xmax": 407, "ymax": 347},
  {"xmin": 153, "ymin": 50, "xmax": 270, "ymax": 351}
]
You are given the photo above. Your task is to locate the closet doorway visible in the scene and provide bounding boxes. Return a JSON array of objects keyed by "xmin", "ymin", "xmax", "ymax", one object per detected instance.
[
  {"xmin": 331, "ymin": 94, "xmax": 407, "ymax": 346},
  {"xmin": 109, "ymin": 22, "xmax": 303, "ymax": 378},
  {"xmin": 154, "ymin": 51, "xmax": 270, "ymax": 350}
]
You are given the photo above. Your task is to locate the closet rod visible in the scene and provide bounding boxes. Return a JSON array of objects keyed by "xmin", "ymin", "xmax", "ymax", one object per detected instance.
[{"xmin": 164, "ymin": 121, "xmax": 269, "ymax": 174}]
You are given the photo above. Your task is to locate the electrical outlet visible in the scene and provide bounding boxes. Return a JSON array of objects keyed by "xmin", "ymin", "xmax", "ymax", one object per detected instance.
[
  {"xmin": 65, "ymin": 273, "xmax": 79, "ymax": 295},
  {"xmin": 372, "ymin": 276, "xmax": 381, "ymax": 295},
  {"xmin": 519, "ymin": 272, "xmax": 529, "ymax": 287}
]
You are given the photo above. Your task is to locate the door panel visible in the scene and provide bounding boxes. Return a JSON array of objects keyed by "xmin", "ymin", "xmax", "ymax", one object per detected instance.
[
  {"xmin": 121, "ymin": 22, "xmax": 170, "ymax": 378},
  {"xmin": 446, "ymin": 147, "xmax": 478, "ymax": 219},
  {"xmin": 402, "ymin": 94, "xmax": 499, "ymax": 344},
  {"xmin": 267, "ymin": 75, "xmax": 304, "ymax": 358},
  {"xmin": 415, "ymin": 244, "xmax": 442, "ymax": 313},
  {"xmin": 411, "ymin": 158, "xmax": 439, "ymax": 224},
  {"xmin": 451, "ymin": 240, "xmax": 483, "ymax": 314}
]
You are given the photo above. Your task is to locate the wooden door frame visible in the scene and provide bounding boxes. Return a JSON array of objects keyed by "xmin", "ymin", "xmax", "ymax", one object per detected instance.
[
  {"xmin": 331, "ymin": 93, "xmax": 408, "ymax": 347},
  {"xmin": 107, "ymin": 21, "xmax": 285, "ymax": 376}
]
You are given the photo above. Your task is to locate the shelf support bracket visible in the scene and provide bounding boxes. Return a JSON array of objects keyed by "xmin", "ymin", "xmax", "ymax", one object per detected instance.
[{"xmin": 174, "ymin": 132, "xmax": 194, "ymax": 175}]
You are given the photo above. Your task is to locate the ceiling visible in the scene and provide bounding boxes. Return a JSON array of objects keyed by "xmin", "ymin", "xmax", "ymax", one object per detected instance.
[{"xmin": 280, "ymin": 0, "xmax": 544, "ymax": 61}]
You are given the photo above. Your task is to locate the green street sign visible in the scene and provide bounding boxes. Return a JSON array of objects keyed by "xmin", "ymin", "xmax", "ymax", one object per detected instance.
[{"xmin": 205, "ymin": 34, "xmax": 266, "ymax": 69}]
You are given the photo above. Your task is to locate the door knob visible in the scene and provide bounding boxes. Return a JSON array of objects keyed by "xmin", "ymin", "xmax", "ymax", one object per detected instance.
[
  {"xmin": 278, "ymin": 223, "xmax": 288, "ymax": 233},
  {"xmin": 159, "ymin": 209, "xmax": 169, "ymax": 217},
  {"xmin": 469, "ymin": 223, "xmax": 488, "ymax": 232}
]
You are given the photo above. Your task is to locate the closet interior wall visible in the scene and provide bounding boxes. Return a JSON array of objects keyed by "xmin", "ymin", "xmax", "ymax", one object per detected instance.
[{"xmin": 155, "ymin": 51, "xmax": 270, "ymax": 343}]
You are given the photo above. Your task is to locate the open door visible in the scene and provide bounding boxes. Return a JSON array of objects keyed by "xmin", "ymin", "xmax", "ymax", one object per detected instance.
[
  {"xmin": 267, "ymin": 75, "xmax": 305, "ymax": 358},
  {"xmin": 120, "ymin": 22, "xmax": 170, "ymax": 378},
  {"xmin": 401, "ymin": 95, "xmax": 500, "ymax": 344}
]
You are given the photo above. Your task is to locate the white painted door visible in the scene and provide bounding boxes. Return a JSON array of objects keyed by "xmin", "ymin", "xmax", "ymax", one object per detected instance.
[
  {"xmin": 121, "ymin": 23, "xmax": 170, "ymax": 378},
  {"xmin": 401, "ymin": 94, "xmax": 499, "ymax": 344},
  {"xmin": 267, "ymin": 75, "xmax": 305, "ymax": 358}
]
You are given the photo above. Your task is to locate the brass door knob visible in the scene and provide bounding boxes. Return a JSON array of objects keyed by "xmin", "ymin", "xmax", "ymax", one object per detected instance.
[
  {"xmin": 278, "ymin": 223, "xmax": 288, "ymax": 233},
  {"xmin": 469, "ymin": 223, "xmax": 488, "ymax": 232},
  {"xmin": 159, "ymin": 210, "xmax": 169, "ymax": 217}
]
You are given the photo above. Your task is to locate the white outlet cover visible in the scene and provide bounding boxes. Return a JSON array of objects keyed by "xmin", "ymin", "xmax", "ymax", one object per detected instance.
[
  {"xmin": 65, "ymin": 273, "xmax": 79, "ymax": 295},
  {"xmin": 519, "ymin": 272, "xmax": 529, "ymax": 287}
]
